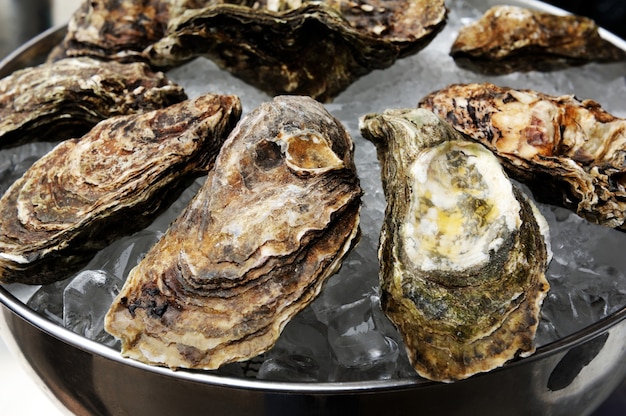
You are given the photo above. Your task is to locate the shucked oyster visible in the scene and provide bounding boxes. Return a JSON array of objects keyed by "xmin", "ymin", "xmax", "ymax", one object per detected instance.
[
  {"xmin": 450, "ymin": 6, "xmax": 626, "ymax": 74},
  {"xmin": 146, "ymin": 0, "xmax": 447, "ymax": 102},
  {"xmin": 105, "ymin": 96, "xmax": 362, "ymax": 370},
  {"xmin": 420, "ymin": 82, "xmax": 626, "ymax": 231},
  {"xmin": 0, "ymin": 57, "xmax": 186, "ymax": 148},
  {"xmin": 0, "ymin": 93, "xmax": 241, "ymax": 285},
  {"xmin": 359, "ymin": 108, "xmax": 550, "ymax": 382},
  {"xmin": 47, "ymin": 0, "xmax": 216, "ymax": 63}
]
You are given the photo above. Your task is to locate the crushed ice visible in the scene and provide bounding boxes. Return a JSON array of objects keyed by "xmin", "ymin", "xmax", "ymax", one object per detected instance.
[{"xmin": 3, "ymin": 0, "xmax": 626, "ymax": 382}]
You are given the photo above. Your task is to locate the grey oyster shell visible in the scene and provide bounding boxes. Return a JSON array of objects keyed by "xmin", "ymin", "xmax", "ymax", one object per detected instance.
[
  {"xmin": 450, "ymin": 6, "xmax": 626, "ymax": 74},
  {"xmin": 105, "ymin": 96, "xmax": 362, "ymax": 370},
  {"xmin": 359, "ymin": 108, "xmax": 550, "ymax": 382},
  {"xmin": 47, "ymin": 0, "xmax": 217, "ymax": 63},
  {"xmin": 145, "ymin": 0, "xmax": 447, "ymax": 102},
  {"xmin": 419, "ymin": 82, "xmax": 626, "ymax": 231},
  {"xmin": 0, "ymin": 93, "xmax": 241, "ymax": 285},
  {"xmin": 0, "ymin": 57, "xmax": 187, "ymax": 148}
]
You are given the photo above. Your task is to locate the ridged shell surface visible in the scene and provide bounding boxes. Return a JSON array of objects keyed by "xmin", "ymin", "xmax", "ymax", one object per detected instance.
[{"xmin": 105, "ymin": 96, "xmax": 362, "ymax": 370}]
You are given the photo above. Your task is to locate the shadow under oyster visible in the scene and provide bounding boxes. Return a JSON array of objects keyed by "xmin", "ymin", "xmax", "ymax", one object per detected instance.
[
  {"xmin": 359, "ymin": 108, "xmax": 551, "ymax": 382},
  {"xmin": 105, "ymin": 95, "xmax": 362, "ymax": 370},
  {"xmin": 450, "ymin": 5, "xmax": 626, "ymax": 74},
  {"xmin": 145, "ymin": 0, "xmax": 447, "ymax": 102},
  {"xmin": 0, "ymin": 57, "xmax": 187, "ymax": 149},
  {"xmin": 0, "ymin": 93, "xmax": 241, "ymax": 285},
  {"xmin": 419, "ymin": 82, "xmax": 626, "ymax": 231}
]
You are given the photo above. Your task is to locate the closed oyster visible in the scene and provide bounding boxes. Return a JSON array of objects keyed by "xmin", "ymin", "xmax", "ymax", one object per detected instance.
[
  {"xmin": 359, "ymin": 108, "xmax": 550, "ymax": 382},
  {"xmin": 105, "ymin": 96, "xmax": 362, "ymax": 370},
  {"xmin": 0, "ymin": 57, "xmax": 187, "ymax": 148},
  {"xmin": 420, "ymin": 82, "xmax": 626, "ymax": 231},
  {"xmin": 0, "ymin": 93, "xmax": 241, "ymax": 285},
  {"xmin": 146, "ymin": 0, "xmax": 447, "ymax": 102},
  {"xmin": 47, "ymin": 0, "xmax": 216, "ymax": 63},
  {"xmin": 450, "ymin": 5, "xmax": 626, "ymax": 74}
]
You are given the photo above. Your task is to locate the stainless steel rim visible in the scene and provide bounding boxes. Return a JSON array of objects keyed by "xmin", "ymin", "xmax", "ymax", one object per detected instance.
[{"xmin": 1, "ymin": 0, "xmax": 626, "ymax": 395}]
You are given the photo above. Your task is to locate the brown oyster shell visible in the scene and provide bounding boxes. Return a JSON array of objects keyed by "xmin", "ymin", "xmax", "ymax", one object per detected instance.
[
  {"xmin": 450, "ymin": 6, "xmax": 626, "ymax": 74},
  {"xmin": 0, "ymin": 57, "xmax": 187, "ymax": 148},
  {"xmin": 0, "ymin": 93, "xmax": 241, "ymax": 285},
  {"xmin": 47, "ymin": 0, "xmax": 216, "ymax": 63},
  {"xmin": 419, "ymin": 82, "xmax": 626, "ymax": 231},
  {"xmin": 145, "ymin": 0, "xmax": 447, "ymax": 102},
  {"xmin": 359, "ymin": 108, "xmax": 550, "ymax": 382},
  {"xmin": 105, "ymin": 95, "xmax": 362, "ymax": 370}
]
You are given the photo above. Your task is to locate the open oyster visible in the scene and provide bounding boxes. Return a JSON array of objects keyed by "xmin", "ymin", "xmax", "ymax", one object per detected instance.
[
  {"xmin": 145, "ymin": 0, "xmax": 447, "ymax": 102},
  {"xmin": 0, "ymin": 93, "xmax": 241, "ymax": 285},
  {"xmin": 0, "ymin": 57, "xmax": 186, "ymax": 148},
  {"xmin": 105, "ymin": 96, "xmax": 362, "ymax": 370},
  {"xmin": 420, "ymin": 82, "xmax": 626, "ymax": 231},
  {"xmin": 359, "ymin": 108, "xmax": 550, "ymax": 382},
  {"xmin": 450, "ymin": 5, "xmax": 626, "ymax": 74},
  {"xmin": 47, "ymin": 0, "xmax": 216, "ymax": 63}
]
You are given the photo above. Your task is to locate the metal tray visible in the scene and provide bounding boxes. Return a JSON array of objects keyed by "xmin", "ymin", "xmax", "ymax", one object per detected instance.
[{"xmin": 0, "ymin": 1, "xmax": 625, "ymax": 415}]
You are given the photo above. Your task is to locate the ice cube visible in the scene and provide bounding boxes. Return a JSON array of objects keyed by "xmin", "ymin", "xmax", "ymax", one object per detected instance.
[
  {"xmin": 63, "ymin": 270, "xmax": 121, "ymax": 347},
  {"xmin": 83, "ymin": 229, "xmax": 162, "ymax": 281},
  {"xmin": 26, "ymin": 280, "xmax": 69, "ymax": 326},
  {"xmin": 258, "ymin": 308, "xmax": 331, "ymax": 382},
  {"xmin": 327, "ymin": 296, "xmax": 399, "ymax": 369}
]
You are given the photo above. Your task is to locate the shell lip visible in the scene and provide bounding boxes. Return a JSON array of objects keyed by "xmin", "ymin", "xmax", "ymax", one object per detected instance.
[{"xmin": 2, "ymin": 284, "xmax": 625, "ymax": 391}]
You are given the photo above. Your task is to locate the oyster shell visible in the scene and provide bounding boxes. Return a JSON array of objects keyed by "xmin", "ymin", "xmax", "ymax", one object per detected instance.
[
  {"xmin": 419, "ymin": 82, "xmax": 626, "ymax": 231},
  {"xmin": 0, "ymin": 57, "xmax": 187, "ymax": 148},
  {"xmin": 0, "ymin": 93, "xmax": 241, "ymax": 285},
  {"xmin": 359, "ymin": 108, "xmax": 550, "ymax": 382},
  {"xmin": 145, "ymin": 0, "xmax": 447, "ymax": 102},
  {"xmin": 47, "ymin": 0, "xmax": 216, "ymax": 63},
  {"xmin": 105, "ymin": 96, "xmax": 362, "ymax": 370},
  {"xmin": 450, "ymin": 5, "xmax": 626, "ymax": 74}
]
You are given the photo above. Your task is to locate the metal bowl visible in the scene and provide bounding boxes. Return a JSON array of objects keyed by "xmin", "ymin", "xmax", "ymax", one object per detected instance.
[{"xmin": 1, "ymin": 1, "xmax": 626, "ymax": 415}]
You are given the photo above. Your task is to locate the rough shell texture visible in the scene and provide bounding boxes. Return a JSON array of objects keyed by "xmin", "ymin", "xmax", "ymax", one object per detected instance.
[
  {"xmin": 47, "ymin": 0, "xmax": 217, "ymax": 63},
  {"xmin": 420, "ymin": 82, "xmax": 626, "ymax": 231},
  {"xmin": 450, "ymin": 6, "xmax": 626, "ymax": 74},
  {"xmin": 0, "ymin": 93, "xmax": 241, "ymax": 285},
  {"xmin": 145, "ymin": 0, "xmax": 447, "ymax": 102},
  {"xmin": 359, "ymin": 108, "xmax": 550, "ymax": 382},
  {"xmin": 105, "ymin": 96, "xmax": 362, "ymax": 370},
  {"xmin": 0, "ymin": 57, "xmax": 187, "ymax": 148}
]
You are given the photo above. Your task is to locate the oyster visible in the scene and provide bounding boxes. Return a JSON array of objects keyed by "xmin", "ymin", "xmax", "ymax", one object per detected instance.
[
  {"xmin": 0, "ymin": 57, "xmax": 187, "ymax": 148},
  {"xmin": 105, "ymin": 96, "xmax": 362, "ymax": 370},
  {"xmin": 450, "ymin": 5, "xmax": 626, "ymax": 74},
  {"xmin": 145, "ymin": 0, "xmax": 447, "ymax": 102},
  {"xmin": 47, "ymin": 0, "xmax": 216, "ymax": 63},
  {"xmin": 0, "ymin": 93, "xmax": 241, "ymax": 285},
  {"xmin": 359, "ymin": 108, "xmax": 550, "ymax": 382},
  {"xmin": 419, "ymin": 82, "xmax": 626, "ymax": 231}
]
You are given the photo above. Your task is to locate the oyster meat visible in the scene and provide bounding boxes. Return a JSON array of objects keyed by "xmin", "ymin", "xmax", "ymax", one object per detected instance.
[
  {"xmin": 145, "ymin": 0, "xmax": 447, "ymax": 102},
  {"xmin": 105, "ymin": 96, "xmax": 362, "ymax": 370},
  {"xmin": 450, "ymin": 5, "xmax": 626, "ymax": 74},
  {"xmin": 0, "ymin": 57, "xmax": 187, "ymax": 148},
  {"xmin": 359, "ymin": 108, "xmax": 550, "ymax": 382},
  {"xmin": 419, "ymin": 82, "xmax": 626, "ymax": 231},
  {"xmin": 0, "ymin": 93, "xmax": 241, "ymax": 285},
  {"xmin": 47, "ymin": 0, "xmax": 216, "ymax": 63}
]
